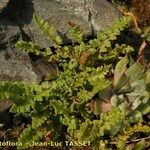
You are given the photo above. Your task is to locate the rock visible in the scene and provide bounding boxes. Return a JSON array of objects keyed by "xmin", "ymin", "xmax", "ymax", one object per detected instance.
[
  {"xmin": 0, "ymin": 20, "xmax": 39, "ymax": 82},
  {"xmin": 0, "ymin": 20, "xmax": 20, "ymax": 51},
  {"xmin": 0, "ymin": 58, "xmax": 39, "ymax": 82},
  {"xmin": 18, "ymin": 0, "xmax": 120, "ymax": 48},
  {"xmin": 87, "ymin": 0, "xmax": 120, "ymax": 31},
  {"xmin": 0, "ymin": 0, "xmax": 119, "ymax": 48},
  {"xmin": 0, "ymin": 0, "xmax": 9, "ymax": 13},
  {"xmin": 0, "ymin": 0, "xmax": 34, "ymax": 23}
]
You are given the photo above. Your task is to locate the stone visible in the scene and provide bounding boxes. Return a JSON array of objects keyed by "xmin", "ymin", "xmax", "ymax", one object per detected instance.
[
  {"xmin": 0, "ymin": 20, "xmax": 39, "ymax": 82},
  {"xmin": 0, "ymin": 0, "xmax": 9, "ymax": 13},
  {"xmin": 0, "ymin": 58, "xmax": 39, "ymax": 82},
  {"xmin": 0, "ymin": 20, "xmax": 20, "ymax": 51},
  {"xmin": 0, "ymin": 0, "xmax": 119, "ymax": 48},
  {"xmin": 19, "ymin": 0, "xmax": 120, "ymax": 48},
  {"xmin": 86, "ymin": 0, "xmax": 120, "ymax": 31},
  {"xmin": 0, "ymin": 0, "xmax": 120, "ymax": 48}
]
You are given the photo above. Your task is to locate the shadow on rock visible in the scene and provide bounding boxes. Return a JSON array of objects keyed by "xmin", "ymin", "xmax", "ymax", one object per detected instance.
[{"xmin": 0, "ymin": 0, "xmax": 34, "ymax": 27}]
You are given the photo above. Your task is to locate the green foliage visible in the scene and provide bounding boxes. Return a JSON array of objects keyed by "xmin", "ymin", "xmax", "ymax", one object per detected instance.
[
  {"xmin": 17, "ymin": 125, "xmax": 43, "ymax": 149},
  {"xmin": 16, "ymin": 41, "xmax": 53, "ymax": 57},
  {"xmin": 77, "ymin": 108, "xmax": 125, "ymax": 149},
  {"xmin": 34, "ymin": 15, "xmax": 62, "ymax": 48},
  {"xmin": 116, "ymin": 123, "xmax": 150, "ymax": 150},
  {"xmin": 0, "ymin": 82, "xmax": 35, "ymax": 113},
  {"xmin": 0, "ymin": 14, "xmax": 149, "ymax": 150}
]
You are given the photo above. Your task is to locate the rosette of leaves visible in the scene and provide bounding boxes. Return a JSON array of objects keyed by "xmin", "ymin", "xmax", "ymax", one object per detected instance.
[{"xmin": 104, "ymin": 55, "xmax": 150, "ymax": 123}]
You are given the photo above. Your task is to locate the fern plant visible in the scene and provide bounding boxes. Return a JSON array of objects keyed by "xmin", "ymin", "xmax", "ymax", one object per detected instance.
[{"xmin": 0, "ymin": 14, "xmax": 149, "ymax": 150}]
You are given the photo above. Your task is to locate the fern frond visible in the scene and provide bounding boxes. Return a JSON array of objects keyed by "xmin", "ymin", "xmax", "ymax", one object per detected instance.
[
  {"xmin": 34, "ymin": 15, "xmax": 62, "ymax": 48},
  {"xmin": 0, "ymin": 82, "xmax": 35, "ymax": 113},
  {"xmin": 17, "ymin": 125, "xmax": 43, "ymax": 149}
]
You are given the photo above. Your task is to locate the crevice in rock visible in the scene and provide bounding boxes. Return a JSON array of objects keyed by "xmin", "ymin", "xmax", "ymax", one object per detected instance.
[
  {"xmin": 83, "ymin": 0, "xmax": 95, "ymax": 35},
  {"xmin": 19, "ymin": 26, "xmax": 32, "ymax": 42},
  {"xmin": 88, "ymin": 10, "xmax": 95, "ymax": 35},
  {"xmin": 0, "ymin": 0, "xmax": 34, "ymax": 26}
]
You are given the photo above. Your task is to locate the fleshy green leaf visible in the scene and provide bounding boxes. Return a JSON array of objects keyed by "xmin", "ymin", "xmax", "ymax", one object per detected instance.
[{"xmin": 114, "ymin": 55, "xmax": 128, "ymax": 86}]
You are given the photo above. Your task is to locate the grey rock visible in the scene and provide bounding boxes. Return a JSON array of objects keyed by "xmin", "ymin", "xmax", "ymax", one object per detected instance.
[
  {"xmin": 20, "ymin": 0, "xmax": 119, "ymax": 48},
  {"xmin": 1, "ymin": 0, "xmax": 119, "ymax": 48},
  {"xmin": 0, "ymin": 20, "xmax": 20, "ymax": 51},
  {"xmin": 0, "ymin": 58, "xmax": 39, "ymax": 82},
  {"xmin": 0, "ymin": 0, "xmax": 9, "ymax": 13},
  {"xmin": 87, "ymin": 0, "xmax": 120, "ymax": 31},
  {"xmin": 0, "ymin": 20, "xmax": 39, "ymax": 82},
  {"xmin": 0, "ymin": 0, "xmax": 119, "ymax": 48}
]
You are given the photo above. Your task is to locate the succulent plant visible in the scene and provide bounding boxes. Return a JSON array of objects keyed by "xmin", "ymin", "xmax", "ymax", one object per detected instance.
[{"xmin": 99, "ymin": 55, "xmax": 150, "ymax": 123}]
